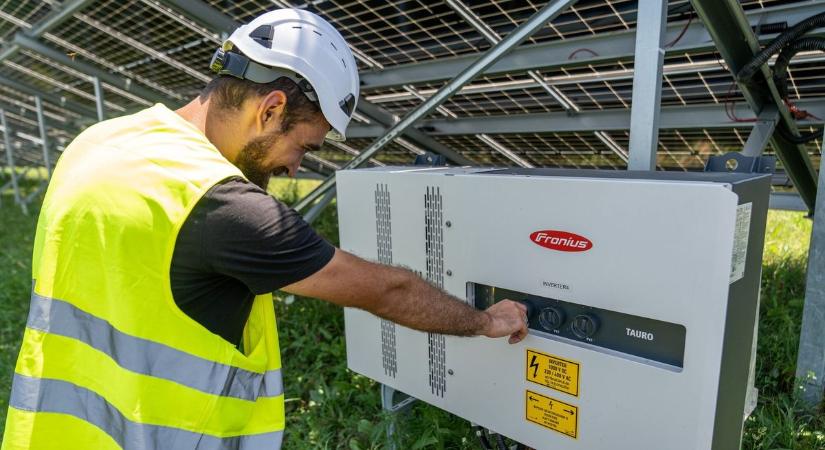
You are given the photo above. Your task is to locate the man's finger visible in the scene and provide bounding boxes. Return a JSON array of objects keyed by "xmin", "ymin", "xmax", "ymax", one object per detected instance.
[
  {"xmin": 508, "ymin": 323, "xmax": 529, "ymax": 344},
  {"xmin": 509, "ymin": 330, "xmax": 526, "ymax": 344}
]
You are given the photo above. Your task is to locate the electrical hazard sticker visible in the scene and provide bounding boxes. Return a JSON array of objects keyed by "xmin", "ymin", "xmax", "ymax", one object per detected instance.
[
  {"xmin": 526, "ymin": 349, "xmax": 579, "ymax": 396},
  {"xmin": 526, "ymin": 390, "xmax": 578, "ymax": 438}
]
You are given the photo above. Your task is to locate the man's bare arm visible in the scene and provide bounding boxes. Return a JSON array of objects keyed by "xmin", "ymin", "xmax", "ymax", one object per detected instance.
[{"xmin": 284, "ymin": 248, "xmax": 528, "ymax": 343}]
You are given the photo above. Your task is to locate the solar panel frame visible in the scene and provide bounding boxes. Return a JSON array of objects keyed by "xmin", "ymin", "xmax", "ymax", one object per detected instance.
[{"xmin": 0, "ymin": 0, "xmax": 819, "ymax": 180}]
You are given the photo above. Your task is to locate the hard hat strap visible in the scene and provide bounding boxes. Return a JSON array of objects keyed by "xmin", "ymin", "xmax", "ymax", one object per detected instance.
[{"xmin": 209, "ymin": 48, "xmax": 319, "ymax": 103}]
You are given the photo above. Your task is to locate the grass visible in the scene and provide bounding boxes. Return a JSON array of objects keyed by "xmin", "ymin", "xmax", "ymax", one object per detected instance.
[
  {"xmin": 743, "ymin": 211, "xmax": 824, "ymax": 450},
  {"xmin": 0, "ymin": 191, "xmax": 38, "ymax": 440},
  {"xmin": 0, "ymin": 179, "xmax": 823, "ymax": 449}
]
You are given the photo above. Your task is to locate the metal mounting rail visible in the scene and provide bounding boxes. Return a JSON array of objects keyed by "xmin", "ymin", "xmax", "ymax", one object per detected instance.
[{"xmin": 293, "ymin": 0, "xmax": 579, "ymax": 212}]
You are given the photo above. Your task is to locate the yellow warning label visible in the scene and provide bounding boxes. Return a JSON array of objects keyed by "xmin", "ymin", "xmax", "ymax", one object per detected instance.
[
  {"xmin": 526, "ymin": 390, "xmax": 578, "ymax": 439},
  {"xmin": 526, "ymin": 349, "xmax": 580, "ymax": 396}
]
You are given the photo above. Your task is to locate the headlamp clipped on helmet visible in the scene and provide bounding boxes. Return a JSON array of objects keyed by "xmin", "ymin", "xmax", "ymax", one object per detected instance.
[
  {"xmin": 209, "ymin": 46, "xmax": 319, "ymax": 103},
  {"xmin": 209, "ymin": 48, "xmax": 244, "ymax": 78}
]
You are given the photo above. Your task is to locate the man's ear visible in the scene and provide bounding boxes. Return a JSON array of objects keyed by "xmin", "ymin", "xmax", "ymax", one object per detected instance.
[{"xmin": 257, "ymin": 90, "xmax": 288, "ymax": 129}]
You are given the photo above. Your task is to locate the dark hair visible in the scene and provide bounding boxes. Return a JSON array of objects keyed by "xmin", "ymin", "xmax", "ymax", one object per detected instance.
[{"xmin": 200, "ymin": 75, "xmax": 323, "ymax": 133}]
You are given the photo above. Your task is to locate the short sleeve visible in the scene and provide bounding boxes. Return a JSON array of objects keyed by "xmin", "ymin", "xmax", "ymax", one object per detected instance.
[{"xmin": 199, "ymin": 178, "xmax": 335, "ymax": 294}]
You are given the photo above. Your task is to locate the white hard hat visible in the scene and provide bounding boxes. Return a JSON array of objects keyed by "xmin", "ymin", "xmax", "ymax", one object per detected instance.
[{"xmin": 209, "ymin": 9, "xmax": 359, "ymax": 141}]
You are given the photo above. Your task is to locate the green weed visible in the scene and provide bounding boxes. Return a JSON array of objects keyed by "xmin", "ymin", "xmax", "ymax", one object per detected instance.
[
  {"xmin": 742, "ymin": 211, "xmax": 824, "ymax": 450},
  {"xmin": 0, "ymin": 191, "xmax": 39, "ymax": 436}
]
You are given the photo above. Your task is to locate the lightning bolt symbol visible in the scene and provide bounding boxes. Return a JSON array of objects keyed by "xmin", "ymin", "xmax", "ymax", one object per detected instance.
[{"xmin": 529, "ymin": 355, "xmax": 540, "ymax": 378}]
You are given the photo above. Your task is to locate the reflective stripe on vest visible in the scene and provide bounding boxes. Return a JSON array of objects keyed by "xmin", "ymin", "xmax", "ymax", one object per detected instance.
[
  {"xmin": 10, "ymin": 374, "xmax": 283, "ymax": 450},
  {"xmin": 2, "ymin": 105, "xmax": 285, "ymax": 449},
  {"xmin": 26, "ymin": 291, "xmax": 283, "ymax": 401}
]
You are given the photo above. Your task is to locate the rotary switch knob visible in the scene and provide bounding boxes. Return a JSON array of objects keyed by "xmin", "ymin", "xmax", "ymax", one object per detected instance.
[
  {"xmin": 538, "ymin": 307, "xmax": 566, "ymax": 330},
  {"xmin": 571, "ymin": 314, "xmax": 599, "ymax": 339}
]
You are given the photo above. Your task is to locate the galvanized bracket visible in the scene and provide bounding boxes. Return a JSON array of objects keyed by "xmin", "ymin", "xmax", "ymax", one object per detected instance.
[
  {"xmin": 704, "ymin": 151, "xmax": 776, "ymax": 174},
  {"xmin": 413, "ymin": 152, "xmax": 448, "ymax": 167},
  {"xmin": 707, "ymin": 103, "xmax": 780, "ymax": 174}
]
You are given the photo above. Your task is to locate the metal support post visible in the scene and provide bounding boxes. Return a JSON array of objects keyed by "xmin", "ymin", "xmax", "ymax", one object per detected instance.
[
  {"xmin": 381, "ymin": 384, "xmax": 417, "ymax": 449},
  {"xmin": 92, "ymin": 76, "xmax": 105, "ymax": 121},
  {"xmin": 1, "ymin": 109, "xmax": 28, "ymax": 214},
  {"xmin": 302, "ymin": 188, "xmax": 336, "ymax": 225},
  {"xmin": 34, "ymin": 96, "xmax": 52, "ymax": 178},
  {"xmin": 627, "ymin": 0, "xmax": 667, "ymax": 171},
  {"xmin": 742, "ymin": 105, "xmax": 779, "ymax": 157},
  {"xmin": 294, "ymin": 0, "xmax": 579, "ymax": 212},
  {"xmin": 795, "ymin": 131, "xmax": 825, "ymax": 407},
  {"xmin": 24, "ymin": 180, "xmax": 47, "ymax": 204}
]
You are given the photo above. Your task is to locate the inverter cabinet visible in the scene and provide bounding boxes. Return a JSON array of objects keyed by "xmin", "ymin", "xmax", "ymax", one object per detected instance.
[{"xmin": 337, "ymin": 167, "xmax": 770, "ymax": 450}]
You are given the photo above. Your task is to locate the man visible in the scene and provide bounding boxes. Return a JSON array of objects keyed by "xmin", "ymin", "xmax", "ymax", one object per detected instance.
[{"xmin": 2, "ymin": 8, "xmax": 527, "ymax": 450}]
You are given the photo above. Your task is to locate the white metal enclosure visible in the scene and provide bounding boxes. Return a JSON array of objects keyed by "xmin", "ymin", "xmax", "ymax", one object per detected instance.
[{"xmin": 337, "ymin": 167, "xmax": 770, "ymax": 450}]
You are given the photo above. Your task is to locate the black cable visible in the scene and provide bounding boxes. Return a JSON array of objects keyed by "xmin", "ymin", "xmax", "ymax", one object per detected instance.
[
  {"xmin": 772, "ymin": 37, "xmax": 825, "ymax": 99},
  {"xmin": 752, "ymin": 22, "xmax": 787, "ymax": 36},
  {"xmin": 664, "ymin": 13, "xmax": 694, "ymax": 49},
  {"xmin": 495, "ymin": 433, "xmax": 507, "ymax": 450},
  {"xmin": 734, "ymin": 12, "xmax": 825, "ymax": 143},
  {"xmin": 737, "ymin": 11, "xmax": 825, "ymax": 82},
  {"xmin": 473, "ymin": 425, "xmax": 494, "ymax": 450},
  {"xmin": 770, "ymin": 37, "xmax": 825, "ymax": 143},
  {"xmin": 777, "ymin": 124, "xmax": 823, "ymax": 144}
]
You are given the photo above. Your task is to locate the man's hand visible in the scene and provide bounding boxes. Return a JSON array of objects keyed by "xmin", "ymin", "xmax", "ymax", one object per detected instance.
[{"xmin": 481, "ymin": 299, "xmax": 529, "ymax": 344}]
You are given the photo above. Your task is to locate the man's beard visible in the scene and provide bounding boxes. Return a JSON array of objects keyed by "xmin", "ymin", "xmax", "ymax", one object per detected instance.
[{"xmin": 234, "ymin": 130, "xmax": 287, "ymax": 189}]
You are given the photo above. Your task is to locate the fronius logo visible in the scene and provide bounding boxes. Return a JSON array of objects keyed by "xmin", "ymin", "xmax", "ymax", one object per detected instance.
[{"xmin": 530, "ymin": 230, "xmax": 593, "ymax": 252}]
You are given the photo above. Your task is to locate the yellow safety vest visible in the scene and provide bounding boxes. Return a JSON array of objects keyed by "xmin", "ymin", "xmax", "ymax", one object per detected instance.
[{"xmin": 2, "ymin": 104, "xmax": 285, "ymax": 450}]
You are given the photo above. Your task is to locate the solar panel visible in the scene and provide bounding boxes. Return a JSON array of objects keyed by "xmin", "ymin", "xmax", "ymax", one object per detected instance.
[{"xmin": 0, "ymin": 0, "xmax": 820, "ymax": 180}]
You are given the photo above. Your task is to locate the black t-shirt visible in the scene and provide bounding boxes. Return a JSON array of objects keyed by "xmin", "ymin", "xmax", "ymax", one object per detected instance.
[{"xmin": 170, "ymin": 178, "xmax": 335, "ymax": 344}]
